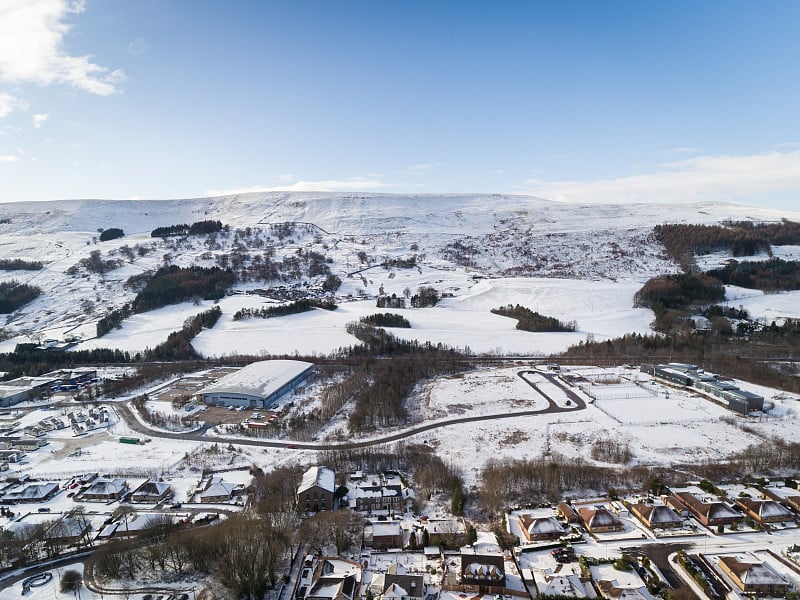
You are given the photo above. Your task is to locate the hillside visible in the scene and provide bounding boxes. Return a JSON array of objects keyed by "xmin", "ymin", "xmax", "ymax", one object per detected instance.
[{"xmin": 1, "ymin": 193, "xmax": 799, "ymax": 356}]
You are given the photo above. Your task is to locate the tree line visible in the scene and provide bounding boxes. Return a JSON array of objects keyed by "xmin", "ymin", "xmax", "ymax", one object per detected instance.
[
  {"xmin": 151, "ymin": 219, "xmax": 224, "ymax": 237},
  {"xmin": 233, "ymin": 298, "xmax": 337, "ymax": 321},
  {"xmin": 654, "ymin": 219, "xmax": 800, "ymax": 268},
  {"xmin": 707, "ymin": 258, "xmax": 800, "ymax": 292},
  {"xmin": 0, "ymin": 259, "xmax": 43, "ymax": 270}
]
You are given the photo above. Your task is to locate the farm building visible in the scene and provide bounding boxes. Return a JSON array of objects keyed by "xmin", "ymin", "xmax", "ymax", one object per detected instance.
[{"xmin": 198, "ymin": 360, "xmax": 314, "ymax": 409}]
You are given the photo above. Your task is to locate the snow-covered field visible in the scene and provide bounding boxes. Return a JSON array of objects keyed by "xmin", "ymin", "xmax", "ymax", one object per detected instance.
[{"xmin": 66, "ymin": 276, "xmax": 656, "ymax": 357}]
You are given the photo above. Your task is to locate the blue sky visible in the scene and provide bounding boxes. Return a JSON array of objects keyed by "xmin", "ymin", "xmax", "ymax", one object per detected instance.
[{"xmin": 1, "ymin": 1, "xmax": 799, "ymax": 209}]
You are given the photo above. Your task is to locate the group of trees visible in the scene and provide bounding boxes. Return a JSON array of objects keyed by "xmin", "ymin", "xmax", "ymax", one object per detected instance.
[
  {"xmin": 67, "ymin": 249, "xmax": 122, "ymax": 275},
  {"xmin": 707, "ymin": 258, "xmax": 800, "ymax": 292},
  {"xmin": 132, "ymin": 266, "xmax": 234, "ymax": 313},
  {"xmin": 634, "ymin": 273, "xmax": 725, "ymax": 313},
  {"xmin": 0, "ymin": 258, "xmax": 43, "ymax": 270},
  {"xmin": 0, "ymin": 280, "xmax": 41, "ymax": 313},
  {"xmin": 233, "ymin": 298, "xmax": 337, "ymax": 321},
  {"xmin": 151, "ymin": 219, "xmax": 224, "ymax": 237},
  {"xmin": 359, "ymin": 313, "xmax": 411, "ymax": 328},
  {"xmin": 99, "ymin": 227, "xmax": 125, "ymax": 242},
  {"xmin": 478, "ymin": 456, "xmax": 669, "ymax": 515},
  {"xmin": 491, "ymin": 304, "xmax": 576, "ymax": 332},
  {"xmin": 144, "ymin": 306, "xmax": 222, "ymax": 361}
]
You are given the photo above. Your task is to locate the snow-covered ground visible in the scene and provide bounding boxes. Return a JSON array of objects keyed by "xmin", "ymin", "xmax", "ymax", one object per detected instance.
[{"xmin": 2, "ymin": 193, "xmax": 799, "ymax": 353}]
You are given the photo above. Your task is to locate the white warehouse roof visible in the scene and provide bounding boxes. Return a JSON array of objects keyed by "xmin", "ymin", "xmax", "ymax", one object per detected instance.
[{"xmin": 199, "ymin": 360, "xmax": 313, "ymax": 400}]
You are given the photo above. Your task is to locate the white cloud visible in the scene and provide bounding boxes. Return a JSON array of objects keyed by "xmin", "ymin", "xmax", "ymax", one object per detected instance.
[
  {"xmin": 409, "ymin": 162, "xmax": 442, "ymax": 171},
  {"xmin": 206, "ymin": 177, "xmax": 388, "ymax": 197},
  {"xmin": 0, "ymin": 154, "xmax": 19, "ymax": 162},
  {"xmin": 32, "ymin": 113, "xmax": 49, "ymax": 128},
  {"xmin": 520, "ymin": 151, "xmax": 800, "ymax": 205},
  {"xmin": 0, "ymin": 0, "xmax": 124, "ymax": 95},
  {"xmin": 0, "ymin": 92, "xmax": 27, "ymax": 118}
]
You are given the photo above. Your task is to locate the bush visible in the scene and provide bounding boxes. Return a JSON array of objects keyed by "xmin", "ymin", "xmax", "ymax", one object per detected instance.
[
  {"xmin": 60, "ymin": 569, "xmax": 82, "ymax": 593},
  {"xmin": 99, "ymin": 228, "xmax": 124, "ymax": 242}
]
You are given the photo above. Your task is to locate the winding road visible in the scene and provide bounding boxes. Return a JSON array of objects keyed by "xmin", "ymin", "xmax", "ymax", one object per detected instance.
[{"xmin": 112, "ymin": 368, "xmax": 587, "ymax": 450}]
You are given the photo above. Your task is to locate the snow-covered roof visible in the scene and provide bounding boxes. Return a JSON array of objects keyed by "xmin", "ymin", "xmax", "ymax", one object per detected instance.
[
  {"xmin": 372, "ymin": 522, "xmax": 402, "ymax": 537},
  {"xmin": 201, "ymin": 479, "xmax": 234, "ymax": 499},
  {"xmin": 719, "ymin": 557, "xmax": 790, "ymax": 586},
  {"xmin": 465, "ymin": 563, "xmax": 504, "ymax": 581},
  {"xmin": 199, "ymin": 360, "xmax": 313, "ymax": 399},
  {"xmin": 521, "ymin": 515, "xmax": 563, "ymax": 535},
  {"xmin": 299, "ymin": 466, "xmax": 335, "ymax": 494}
]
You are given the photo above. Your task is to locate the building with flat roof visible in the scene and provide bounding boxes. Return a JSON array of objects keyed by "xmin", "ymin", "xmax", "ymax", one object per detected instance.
[{"xmin": 198, "ymin": 360, "xmax": 313, "ymax": 409}]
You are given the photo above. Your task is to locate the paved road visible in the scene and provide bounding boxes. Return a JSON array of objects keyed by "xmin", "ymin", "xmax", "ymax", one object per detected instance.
[{"xmin": 112, "ymin": 368, "xmax": 588, "ymax": 451}]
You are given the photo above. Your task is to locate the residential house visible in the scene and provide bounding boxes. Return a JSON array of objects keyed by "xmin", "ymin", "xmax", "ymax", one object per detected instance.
[
  {"xmin": 673, "ymin": 492, "xmax": 743, "ymax": 528},
  {"xmin": 518, "ymin": 515, "xmax": 564, "ymax": 542},
  {"xmin": 298, "ymin": 466, "xmax": 336, "ymax": 513},
  {"xmin": 297, "ymin": 557, "xmax": 361, "ymax": 600},
  {"xmin": 199, "ymin": 477, "xmax": 235, "ymax": 503},
  {"xmin": 717, "ymin": 556, "xmax": 792, "ymax": 596},
  {"xmin": 131, "ymin": 479, "xmax": 173, "ymax": 504},
  {"xmin": 735, "ymin": 498, "xmax": 794, "ymax": 525},
  {"xmin": 3, "ymin": 481, "xmax": 60, "ymax": 503},
  {"xmin": 423, "ymin": 518, "xmax": 467, "ymax": 549},
  {"xmin": 578, "ymin": 506, "xmax": 623, "ymax": 533},
  {"xmin": 630, "ymin": 504, "xmax": 683, "ymax": 530},
  {"xmin": 371, "ymin": 521, "xmax": 403, "ymax": 550},
  {"xmin": 460, "ymin": 552, "xmax": 506, "ymax": 591},
  {"xmin": 348, "ymin": 473, "xmax": 405, "ymax": 514},
  {"xmin": 79, "ymin": 477, "xmax": 128, "ymax": 501},
  {"xmin": 595, "ymin": 581, "xmax": 655, "ymax": 600},
  {"xmin": 381, "ymin": 574, "xmax": 425, "ymax": 600},
  {"xmin": 558, "ymin": 502, "xmax": 581, "ymax": 524}
]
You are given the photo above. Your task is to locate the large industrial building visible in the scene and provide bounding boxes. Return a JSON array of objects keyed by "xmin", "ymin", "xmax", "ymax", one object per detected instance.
[
  {"xmin": 197, "ymin": 360, "xmax": 314, "ymax": 409},
  {"xmin": 643, "ymin": 363, "xmax": 764, "ymax": 415}
]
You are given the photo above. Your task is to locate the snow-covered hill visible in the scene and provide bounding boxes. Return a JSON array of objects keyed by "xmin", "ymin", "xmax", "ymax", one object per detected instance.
[{"xmin": 1, "ymin": 193, "xmax": 799, "ymax": 355}]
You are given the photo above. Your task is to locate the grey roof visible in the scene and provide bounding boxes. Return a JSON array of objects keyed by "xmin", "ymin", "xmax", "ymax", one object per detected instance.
[{"xmin": 199, "ymin": 360, "xmax": 313, "ymax": 399}]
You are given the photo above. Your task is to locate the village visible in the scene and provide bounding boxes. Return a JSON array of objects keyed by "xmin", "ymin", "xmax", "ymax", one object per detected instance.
[{"xmin": 0, "ymin": 357, "xmax": 798, "ymax": 599}]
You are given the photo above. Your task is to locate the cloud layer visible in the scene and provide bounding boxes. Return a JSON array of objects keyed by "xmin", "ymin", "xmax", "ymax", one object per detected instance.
[
  {"xmin": 523, "ymin": 151, "xmax": 800, "ymax": 205},
  {"xmin": 0, "ymin": 0, "xmax": 124, "ymax": 95}
]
